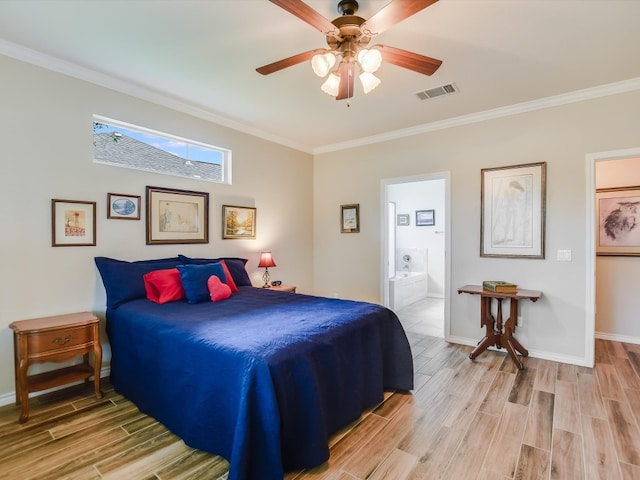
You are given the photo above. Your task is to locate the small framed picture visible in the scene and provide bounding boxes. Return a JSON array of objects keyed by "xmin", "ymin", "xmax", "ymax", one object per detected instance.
[
  {"xmin": 416, "ymin": 209, "xmax": 435, "ymax": 226},
  {"xmin": 51, "ymin": 199, "xmax": 96, "ymax": 247},
  {"xmin": 397, "ymin": 214, "xmax": 410, "ymax": 226},
  {"xmin": 146, "ymin": 186, "xmax": 209, "ymax": 244},
  {"xmin": 341, "ymin": 204, "xmax": 360, "ymax": 233},
  {"xmin": 222, "ymin": 205, "xmax": 257, "ymax": 239},
  {"xmin": 107, "ymin": 193, "xmax": 141, "ymax": 220}
]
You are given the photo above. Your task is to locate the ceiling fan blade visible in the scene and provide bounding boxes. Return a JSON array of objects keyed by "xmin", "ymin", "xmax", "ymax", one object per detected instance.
[
  {"xmin": 256, "ymin": 48, "xmax": 327, "ymax": 75},
  {"xmin": 376, "ymin": 45, "xmax": 442, "ymax": 76},
  {"xmin": 362, "ymin": 0, "xmax": 439, "ymax": 36},
  {"xmin": 336, "ymin": 62, "xmax": 355, "ymax": 100},
  {"xmin": 269, "ymin": 0, "xmax": 339, "ymax": 36}
]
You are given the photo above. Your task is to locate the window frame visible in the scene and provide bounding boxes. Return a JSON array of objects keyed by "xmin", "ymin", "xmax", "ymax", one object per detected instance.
[{"xmin": 92, "ymin": 115, "xmax": 232, "ymax": 185}]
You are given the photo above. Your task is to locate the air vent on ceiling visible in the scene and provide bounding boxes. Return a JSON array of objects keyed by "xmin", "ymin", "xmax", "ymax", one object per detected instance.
[{"xmin": 416, "ymin": 83, "xmax": 458, "ymax": 100}]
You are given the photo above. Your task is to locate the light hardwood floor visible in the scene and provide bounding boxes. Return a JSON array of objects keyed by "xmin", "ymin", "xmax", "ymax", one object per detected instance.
[{"xmin": 1, "ymin": 328, "xmax": 639, "ymax": 479}]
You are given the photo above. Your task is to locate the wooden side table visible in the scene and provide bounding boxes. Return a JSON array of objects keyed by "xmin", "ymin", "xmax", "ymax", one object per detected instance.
[
  {"xmin": 269, "ymin": 284, "xmax": 296, "ymax": 293},
  {"xmin": 458, "ymin": 285, "xmax": 542, "ymax": 370},
  {"xmin": 9, "ymin": 311, "xmax": 103, "ymax": 423}
]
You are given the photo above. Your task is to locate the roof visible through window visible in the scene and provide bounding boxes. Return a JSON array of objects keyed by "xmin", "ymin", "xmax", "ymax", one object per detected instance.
[{"xmin": 93, "ymin": 116, "xmax": 230, "ymax": 184}]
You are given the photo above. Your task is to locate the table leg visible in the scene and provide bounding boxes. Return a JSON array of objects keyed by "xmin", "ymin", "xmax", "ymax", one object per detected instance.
[
  {"xmin": 470, "ymin": 335, "xmax": 495, "ymax": 360},
  {"xmin": 92, "ymin": 323, "xmax": 103, "ymax": 399},
  {"xmin": 508, "ymin": 335, "xmax": 528, "ymax": 357},
  {"xmin": 502, "ymin": 298, "xmax": 528, "ymax": 369},
  {"xmin": 17, "ymin": 357, "xmax": 29, "ymax": 423},
  {"xmin": 469, "ymin": 297, "xmax": 499, "ymax": 360},
  {"xmin": 504, "ymin": 338, "xmax": 525, "ymax": 370}
]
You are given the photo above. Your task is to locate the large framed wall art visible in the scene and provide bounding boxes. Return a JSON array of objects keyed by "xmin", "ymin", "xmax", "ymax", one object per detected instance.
[
  {"xmin": 146, "ymin": 186, "xmax": 209, "ymax": 244},
  {"xmin": 596, "ymin": 185, "xmax": 640, "ymax": 256},
  {"xmin": 481, "ymin": 162, "xmax": 546, "ymax": 259}
]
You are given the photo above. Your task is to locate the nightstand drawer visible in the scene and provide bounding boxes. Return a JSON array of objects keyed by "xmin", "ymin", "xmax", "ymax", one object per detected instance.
[{"xmin": 27, "ymin": 327, "xmax": 93, "ymax": 355}]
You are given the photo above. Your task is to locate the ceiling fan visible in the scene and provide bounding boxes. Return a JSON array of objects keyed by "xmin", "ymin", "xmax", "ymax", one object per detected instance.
[{"xmin": 256, "ymin": 0, "xmax": 442, "ymax": 100}]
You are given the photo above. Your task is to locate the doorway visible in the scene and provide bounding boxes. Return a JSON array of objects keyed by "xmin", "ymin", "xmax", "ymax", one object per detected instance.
[
  {"xmin": 381, "ymin": 172, "xmax": 451, "ymax": 339},
  {"xmin": 586, "ymin": 147, "xmax": 640, "ymax": 367}
]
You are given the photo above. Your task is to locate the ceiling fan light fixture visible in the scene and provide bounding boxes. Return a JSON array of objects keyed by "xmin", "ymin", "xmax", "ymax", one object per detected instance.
[
  {"xmin": 357, "ymin": 48, "xmax": 382, "ymax": 73},
  {"xmin": 359, "ymin": 72, "xmax": 381, "ymax": 94},
  {"xmin": 321, "ymin": 72, "xmax": 341, "ymax": 96},
  {"xmin": 311, "ymin": 52, "xmax": 336, "ymax": 77}
]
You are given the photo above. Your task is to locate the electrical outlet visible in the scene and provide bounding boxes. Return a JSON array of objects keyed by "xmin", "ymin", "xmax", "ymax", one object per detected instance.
[{"xmin": 518, "ymin": 315, "xmax": 523, "ymax": 327}]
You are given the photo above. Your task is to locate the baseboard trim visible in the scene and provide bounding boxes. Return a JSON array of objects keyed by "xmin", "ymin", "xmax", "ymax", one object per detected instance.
[
  {"xmin": 0, "ymin": 366, "xmax": 111, "ymax": 408},
  {"xmin": 595, "ymin": 331, "xmax": 640, "ymax": 345},
  {"xmin": 446, "ymin": 335, "xmax": 590, "ymax": 367}
]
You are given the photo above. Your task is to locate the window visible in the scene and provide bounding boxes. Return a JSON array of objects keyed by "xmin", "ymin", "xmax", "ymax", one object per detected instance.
[{"xmin": 93, "ymin": 115, "xmax": 231, "ymax": 184}]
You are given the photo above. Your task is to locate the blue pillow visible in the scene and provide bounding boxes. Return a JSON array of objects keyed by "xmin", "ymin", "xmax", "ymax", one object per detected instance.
[
  {"xmin": 177, "ymin": 263, "xmax": 228, "ymax": 304},
  {"xmin": 95, "ymin": 256, "xmax": 183, "ymax": 309},
  {"xmin": 178, "ymin": 255, "xmax": 252, "ymax": 287}
]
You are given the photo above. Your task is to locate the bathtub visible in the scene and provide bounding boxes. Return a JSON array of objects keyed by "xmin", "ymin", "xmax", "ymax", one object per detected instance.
[{"xmin": 389, "ymin": 271, "xmax": 427, "ymax": 311}]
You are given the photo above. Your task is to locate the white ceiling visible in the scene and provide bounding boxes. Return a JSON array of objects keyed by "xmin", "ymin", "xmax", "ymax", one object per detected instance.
[{"xmin": 1, "ymin": 0, "xmax": 639, "ymax": 154}]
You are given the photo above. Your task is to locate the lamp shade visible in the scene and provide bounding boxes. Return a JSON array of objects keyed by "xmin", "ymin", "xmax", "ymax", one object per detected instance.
[
  {"xmin": 311, "ymin": 52, "xmax": 336, "ymax": 77},
  {"xmin": 321, "ymin": 72, "xmax": 341, "ymax": 97},
  {"xmin": 359, "ymin": 72, "xmax": 381, "ymax": 94},
  {"xmin": 357, "ymin": 48, "xmax": 382, "ymax": 73},
  {"xmin": 258, "ymin": 252, "xmax": 276, "ymax": 268}
]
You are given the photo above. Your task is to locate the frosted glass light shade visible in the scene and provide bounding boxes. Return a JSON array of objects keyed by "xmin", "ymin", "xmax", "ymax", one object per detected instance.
[
  {"xmin": 359, "ymin": 72, "xmax": 381, "ymax": 94},
  {"xmin": 311, "ymin": 52, "xmax": 336, "ymax": 77},
  {"xmin": 357, "ymin": 49, "xmax": 382, "ymax": 73},
  {"xmin": 321, "ymin": 72, "xmax": 340, "ymax": 96}
]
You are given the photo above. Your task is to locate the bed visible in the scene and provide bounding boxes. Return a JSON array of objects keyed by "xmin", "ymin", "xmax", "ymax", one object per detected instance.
[{"xmin": 96, "ymin": 255, "xmax": 413, "ymax": 480}]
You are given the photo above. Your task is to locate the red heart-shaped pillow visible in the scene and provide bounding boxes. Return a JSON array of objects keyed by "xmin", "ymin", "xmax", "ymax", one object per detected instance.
[{"xmin": 208, "ymin": 275, "xmax": 232, "ymax": 302}]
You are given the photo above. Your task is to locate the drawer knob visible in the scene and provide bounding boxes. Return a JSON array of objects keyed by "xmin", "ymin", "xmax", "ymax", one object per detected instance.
[{"xmin": 52, "ymin": 335, "xmax": 72, "ymax": 346}]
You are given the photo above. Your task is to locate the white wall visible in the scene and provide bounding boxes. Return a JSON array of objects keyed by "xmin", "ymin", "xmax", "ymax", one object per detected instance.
[
  {"xmin": 595, "ymin": 157, "xmax": 640, "ymax": 340},
  {"xmin": 314, "ymin": 90, "xmax": 640, "ymax": 365},
  {"xmin": 0, "ymin": 55, "xmax": 314, "ymax": 402},
  {"xmin": 388, "ymin": 179, "xmax": 445, "ymax": 296}
]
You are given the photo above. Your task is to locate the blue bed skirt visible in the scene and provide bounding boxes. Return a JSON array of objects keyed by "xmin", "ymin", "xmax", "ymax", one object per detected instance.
[{"xmin": 106, "ymin": 287, "xmax": 413, "ymax": 480}]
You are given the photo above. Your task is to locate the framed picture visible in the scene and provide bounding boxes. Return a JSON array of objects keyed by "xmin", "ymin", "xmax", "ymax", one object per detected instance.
[
  {"xmin": 596, "ymin": 185, "xmax": 640, "ymax": 256},
  {"xmin": 416, "ymin": 209, "xmax": 435, "ymax": 226},
  {"xmin": 481, "ymin": 162, "xmax": 546, "ymax": 258},
  {"xmin": 51, "ymin": 199, "xmax": 96, "ymax": 247},
  {"xmin": 397, "ymin": 214, "xmax": 410, "ymax": 226},
  {"xmin": 222, "ymin": 205, "xmax": 256, "ymax": 239},
  {"xmin": 146, "ymin": 186, "xmax": 209, "ymax": 244},
  {"xmin": 341, "ymin": 204, "xmax": 360, "ymax": 233},
  {"xmin": 107, "ymin": 193, "xmax": 141, "ymax": 220}
]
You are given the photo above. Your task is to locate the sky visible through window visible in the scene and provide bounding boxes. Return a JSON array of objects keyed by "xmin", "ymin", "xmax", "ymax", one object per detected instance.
[{"xmin": 95, "ymin": 123, "xmax": 223, "ymax": 165}]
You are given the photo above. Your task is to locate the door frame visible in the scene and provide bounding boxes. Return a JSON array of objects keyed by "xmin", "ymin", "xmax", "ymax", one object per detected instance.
[
  {"xmin": 380, "ymin": 171, "xmax": 451, "ymax": 339},
  {"xmin": 586, "ymin": 146, "xmax": 640, "ymax": 367}
]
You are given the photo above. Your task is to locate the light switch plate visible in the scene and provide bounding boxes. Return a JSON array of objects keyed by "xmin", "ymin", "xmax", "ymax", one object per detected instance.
[{"xmin": 557, "ymin": 249, "xmax": 572, "ymax": 261}]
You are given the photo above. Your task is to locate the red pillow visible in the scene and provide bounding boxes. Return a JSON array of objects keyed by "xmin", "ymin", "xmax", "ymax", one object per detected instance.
[
  {"xmin": 219, "ymin": 260, "xmax": 239, "ymax": 293},
  {"xmin": 143, "ymin": 268, "xmax": 185, "ymax": 304},
  {"xmin": 208, "ymin": 275, "xmax": 232, "ymax": 302}
]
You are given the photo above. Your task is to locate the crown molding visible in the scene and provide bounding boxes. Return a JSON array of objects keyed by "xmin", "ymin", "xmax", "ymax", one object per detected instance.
[
  {"xmin": 0, "ymin": 39, "xmax": 314, "ymax": 154},
  {"xmin": 314, "ymin": 76, "xmax": 640, "ymax": 154},
  {"xmin": 3, "ymin": 38, "xmax": 639, "ymax": 157}
]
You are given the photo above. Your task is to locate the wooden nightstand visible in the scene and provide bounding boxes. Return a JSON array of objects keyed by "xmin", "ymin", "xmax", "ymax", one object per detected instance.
[
  {"xmin": 269, "ymin": 284, "xmax": 296, "ymax": 293},
  {"xmin": 9, "ymin": 311, "xmax": 103, "ymax": 423}
]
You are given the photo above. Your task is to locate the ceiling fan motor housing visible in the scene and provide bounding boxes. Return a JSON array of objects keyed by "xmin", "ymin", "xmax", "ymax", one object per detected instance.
[
  {"xmin": 327, "ymin": 15, "xmax": 371, "ymax": 61},
  {"xmin": 337, "ymin": 0, "xmax": 359, "ymax": 16}
]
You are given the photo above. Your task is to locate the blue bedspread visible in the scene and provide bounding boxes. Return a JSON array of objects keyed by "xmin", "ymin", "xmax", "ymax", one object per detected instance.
[{"xmin": 106, "ymin": 287, "xmax": 413, "ymax": 480}]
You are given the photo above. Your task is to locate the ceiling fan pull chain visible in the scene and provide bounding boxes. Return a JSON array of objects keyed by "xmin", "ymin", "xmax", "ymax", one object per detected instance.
[{"xmin": 347, "ymin": 68, "xmax": 352, "ymax": 107}]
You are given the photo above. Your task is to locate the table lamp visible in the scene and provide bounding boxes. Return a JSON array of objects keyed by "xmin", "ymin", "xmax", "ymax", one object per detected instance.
[{"xmin": 258, "ymin": 252, "xmax": 276, "ymax": 288}]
